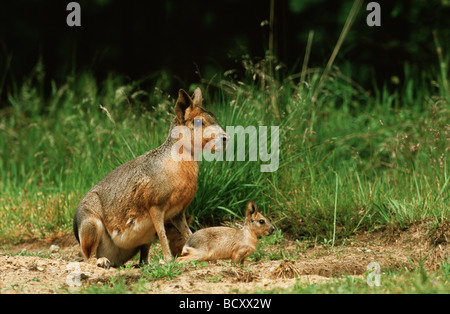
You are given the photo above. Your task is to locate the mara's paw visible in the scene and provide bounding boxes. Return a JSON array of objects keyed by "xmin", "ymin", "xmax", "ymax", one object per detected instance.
[{"xmin": 96, "ymin": 257, "xmax": 111, "ymax": 269}]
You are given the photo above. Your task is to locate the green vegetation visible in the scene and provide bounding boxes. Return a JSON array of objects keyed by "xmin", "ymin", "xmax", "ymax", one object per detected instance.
[
  {"xmin": 0, "ymin": 49, "xmax": 449, "ymax": 244},
  {"xmin": 266, "ymin": 260, "xmax": 450, "ymax": 294},
  {"xmin": 1, "ymin": 0, "xmax": 448, "ymax": 296}
]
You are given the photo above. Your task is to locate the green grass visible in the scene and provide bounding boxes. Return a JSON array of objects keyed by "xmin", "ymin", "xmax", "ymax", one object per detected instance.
[
  {"xmin": 264, "ymin": 260, "xmax": 450, "ymax": 294},
  {"xmin": 0, "ymin": 54, "xmax": 448, "ymax": 243}
]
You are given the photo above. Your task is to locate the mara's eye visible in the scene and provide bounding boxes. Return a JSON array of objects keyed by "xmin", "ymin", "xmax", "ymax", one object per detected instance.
[
  {"xmin": 194, "ymin": 118, "xmax": 203, "ymax": 126},
  {"xmin": 259, "ymin": 219, "xmax": 265, "ymax": 224}
]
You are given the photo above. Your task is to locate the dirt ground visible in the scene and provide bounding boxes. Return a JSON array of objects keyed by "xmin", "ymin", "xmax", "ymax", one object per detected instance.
[{"xmin": 0, "ymin": 220, "xmax": 448, "ymax": 294}]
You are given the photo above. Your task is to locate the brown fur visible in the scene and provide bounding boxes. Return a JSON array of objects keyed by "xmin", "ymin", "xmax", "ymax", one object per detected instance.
[
  {"xmin": 165, "ymin": 215, "xmax": 194, "ymax": 256},
  {"xmin": 177, "ymin": 201, "xmax": 275, "ymax": 264},
  {"xmin": 73, "ymin": 88, "xmax": 228, "ymax": 267}
]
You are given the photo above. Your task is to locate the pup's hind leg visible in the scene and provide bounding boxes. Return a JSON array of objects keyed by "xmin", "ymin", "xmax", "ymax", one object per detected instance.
[{"xmin": 177, "ymin": 246, "xmax": 206, "ymax": 263}]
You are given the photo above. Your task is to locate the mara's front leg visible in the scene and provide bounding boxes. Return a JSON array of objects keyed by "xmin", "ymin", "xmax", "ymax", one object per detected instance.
[
  {"xmin": 149, "ymin": 206, "xmax": 172, "ymax": 261},
  {"xmin": 170, "ymin": 210, "xmax": 193, "ymax": 240},
  {"xmin": 138, "ymin": 243, "xmax": 151, "ymax": 265}
]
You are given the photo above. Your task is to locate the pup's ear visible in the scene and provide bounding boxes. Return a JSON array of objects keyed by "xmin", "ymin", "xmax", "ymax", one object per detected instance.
[
  {"xmin": 175, "ymin": 89, "xmax": 193, "ymax": 124},
  {"xmin": 192, "ymin": 87, "xmax": 203, "ymax": 107},
  {"xmin": 246, "ymin": 201, "xmax": 258, "ymax": 219}
]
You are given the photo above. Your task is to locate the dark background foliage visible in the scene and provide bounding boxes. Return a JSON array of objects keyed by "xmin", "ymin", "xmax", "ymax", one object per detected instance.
[{"xmin": 1, "ymin": 0, "xmax": 449, "ymax": 103}]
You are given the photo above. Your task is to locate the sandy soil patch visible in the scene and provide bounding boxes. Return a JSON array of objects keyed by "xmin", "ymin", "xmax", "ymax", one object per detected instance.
[{"xmin": 0, "ymin": 220, "xmax": 448, "ymax": 293}]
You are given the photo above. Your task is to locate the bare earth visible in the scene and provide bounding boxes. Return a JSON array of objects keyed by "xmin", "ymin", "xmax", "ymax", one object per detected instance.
[{"xmin": 0, "ymin": 220, "xmax": 448, "ymax": 294}]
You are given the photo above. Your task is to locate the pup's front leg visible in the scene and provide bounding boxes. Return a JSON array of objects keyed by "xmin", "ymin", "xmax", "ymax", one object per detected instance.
[{"xmin": 231, "ymin": 246, "xmax": 254, "ymax": 264}]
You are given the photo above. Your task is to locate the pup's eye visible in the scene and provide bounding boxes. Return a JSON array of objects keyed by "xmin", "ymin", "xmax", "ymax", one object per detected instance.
[
  {"xmin": 259, "ymin": 219, "xmax": 265, "ymax": 224},
  {"xmin": 194, "ymin": 118, "xmax": 203, "ymax": 126}
]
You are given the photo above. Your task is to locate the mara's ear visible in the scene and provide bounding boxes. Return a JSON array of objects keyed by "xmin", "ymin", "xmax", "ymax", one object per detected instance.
[
  {"xmin": 246, "ymin": 201, "xmax": 258, "ymax": 219},
  {"xmin": 192, "ymin": 87, "xmax": 203, "ymax": 107},
  {"xmin": 175, "ymin": 89, "xmax": 193, "ymax": 124}
]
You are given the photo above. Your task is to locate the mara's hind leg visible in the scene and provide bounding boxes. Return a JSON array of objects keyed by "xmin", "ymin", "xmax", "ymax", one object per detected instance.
[
  {"xmin": 95, "ymin": 234, "xmax": 140, "ymax": 268},
  {"xmin": 74, "ymin": 192, "xmax": 112, "ymax": 268},
  {"xmin": 78, "ymin": 219, "xmax": 140, "ymax": 268},
  {"xmin": 74, "ymin": 193, "xmax": 144, "ymax": 268},
  {"xmin": 78, "ymin": 217, "xmax": 109, "ymax": 267},
  {"xmin": 73, "ymin": 193, "xmax": 105, "ymax": 259}
]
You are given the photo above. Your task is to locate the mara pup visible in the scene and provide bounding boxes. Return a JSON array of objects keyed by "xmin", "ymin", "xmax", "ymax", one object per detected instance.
[
  {"xmin": 177, "ymin": 201, "xmax": 275, "ymax": 264},
  {"xmin": 73, "ymin": 88, "xmax": 229, "ymax": 268}
]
